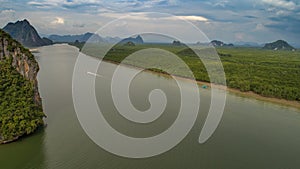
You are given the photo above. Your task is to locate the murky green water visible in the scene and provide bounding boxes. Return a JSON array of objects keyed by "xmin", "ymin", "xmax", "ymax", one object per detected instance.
[{"xmin": 0, "ymin": 44, "xmax": 300, "ymax": 169}]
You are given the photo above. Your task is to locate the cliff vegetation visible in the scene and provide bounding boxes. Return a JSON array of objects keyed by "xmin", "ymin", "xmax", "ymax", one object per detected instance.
[{"xmin": 0, "ymin": 29, "xmax": 45, "ymax": 143}]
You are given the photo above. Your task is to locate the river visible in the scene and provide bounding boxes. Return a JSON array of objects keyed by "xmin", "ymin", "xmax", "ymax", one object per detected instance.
[{"xmin": 0, "ymin": 44, "xmax": 300, "ymax": 169}]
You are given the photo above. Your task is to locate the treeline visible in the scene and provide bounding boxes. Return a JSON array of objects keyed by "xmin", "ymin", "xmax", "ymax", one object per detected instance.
[
  {"xmin": 220, "ymin": 48, "xmax": 300, "ymax": 101},
  {"xmin": 0, "ymin": 58, "xmax": 45, "ymax": 142},
  {"xmin": 181, "ymin": 48, "xmax": 300, "ymax": 101}
]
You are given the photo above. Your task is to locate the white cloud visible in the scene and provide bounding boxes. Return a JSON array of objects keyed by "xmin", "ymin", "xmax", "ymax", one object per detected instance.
[
  {"xmin": 27, "ymin": 0, "xmax": 177, "ymax": 12},
  {"xmin": 51, "ymin": 17, "xmax": 65, "ymax": 25},
  {"xmin": 0, "ymin": 9, "xmax": 15, "ymax": 14},
  {"xmin": 255, "ymin": 23, "xmax": 266, "ymax": 31},
  {"xmin": 262, "ymin": 0, "xmax": 297, "ymax": 10},
  {"xmin": 97, "ymin": 13, "xmax": 209, "ymax": 23},
  {"xmin": 27, "ymin": 0, "xmax": 60, "ymax": 8},
  {"xmin": 0, "ymin": 9, "xmax": 16, "ymax": 27},
  {"xmin": 177, "ymin": 15, "xmax": 209, "ymax": 22},
  {"xmin": 213, "ymin": 0, "xmax": 229, "ymax": 7},
  {"xmin": 28, "ymin": 0, "xmax": 102, "ymax": 9},
  {"xmin": 141, "ymin": 0, "xmax": 167, "ymax": 8},
  {"xmin": 235, "ymin": 32, "xmax": 245, "ymax": 41},
  {"xmin": 276, "ymin": 10, "xmax": 290, "ymax": 16},
  {"xmin": 98, "ymin": 12, "xmax": 152, "ymax": 21},
  {"xmin": 167, "ymin": 0, "xmax": 178, "ymax": 5}
]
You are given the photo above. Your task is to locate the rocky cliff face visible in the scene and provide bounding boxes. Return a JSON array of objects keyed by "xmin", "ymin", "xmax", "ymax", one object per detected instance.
[{"xmin": 0, "ymin": 29, "xmax": 42, "ymax": 106}]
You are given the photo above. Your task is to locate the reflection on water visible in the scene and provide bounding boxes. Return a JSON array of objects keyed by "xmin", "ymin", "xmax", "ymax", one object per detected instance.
[{"xmin": 0, "ymin": 129, "xmax": 46, "ymax": 169}]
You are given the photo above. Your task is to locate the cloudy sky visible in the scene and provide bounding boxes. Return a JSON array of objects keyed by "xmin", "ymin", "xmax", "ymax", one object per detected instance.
[{"xmin": 0, "ymin": 0, "xmax": 299, "ymax": 46}]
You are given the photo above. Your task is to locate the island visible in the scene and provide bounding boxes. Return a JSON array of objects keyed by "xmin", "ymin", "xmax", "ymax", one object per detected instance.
[{"xmin": 0, "ymin": 29, "xmax": 45, "ymax": 144}]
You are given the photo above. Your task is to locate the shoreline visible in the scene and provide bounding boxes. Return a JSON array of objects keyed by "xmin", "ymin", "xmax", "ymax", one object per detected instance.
[
  {"xmin": 0, "ymin": 124, "xmax": 46, "ymax": 145},
  {"xmin": 70, "ymin": 44, "xmax": 300, "ymax": 110},
  {"xmin": 147, "ymin": 67, "xmax": 300, "ymax": 110},
  {"xmin": 227, "ymin": 88, "xmax": 300, "ymax": 110},
  {"xmin": 0, "ymin": 136, "xmax": 19, "ymax": 145},
  {"xmin": 97, "ymin": 58, "xmax": 300, "ymax": 110}
]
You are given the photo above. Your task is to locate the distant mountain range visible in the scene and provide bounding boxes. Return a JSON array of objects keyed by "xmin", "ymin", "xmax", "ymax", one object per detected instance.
[
  {"xmin": 49, "ymin": 33, "xmax": 103, "ymax": 43},
  {"xmin": 3, "ymin": 20, "xmax": 296, "ymax": 51},
  {"xmin": 49, "ymin": 33, "xmax": 145, "ymax": 45},
  {"xmin": 48, "ymin": 33, "xmax": 121, "ymax": 43},
  {"xmin": 196, "ymin": 39, "xmax": 296, "ymax": 50},
  {"xmin": 210, "ymin": 40, "xmax": 234, "ymax": 47},
  {"xmin": 263, "ymin": 40, "xmax": 295, "ymax": 51},
  {"xmin": 119, "ymin": 35, "xmax": 144, "ymax": 44},
  {"xmin": 234, "ymin": 41, "xmax": 262, "ymax": 47},
  {"xmin": 3, "ymin": 19, "xmax": 52, "ymax": 47}
]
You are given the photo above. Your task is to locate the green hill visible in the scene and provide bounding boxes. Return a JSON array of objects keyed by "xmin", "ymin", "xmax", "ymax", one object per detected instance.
[{"xmin": 263, "ymin": 40, "xmax": 295, "ymax": 51}]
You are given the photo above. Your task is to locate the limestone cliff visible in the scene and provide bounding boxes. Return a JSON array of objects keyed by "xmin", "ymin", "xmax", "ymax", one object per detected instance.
[
  {"xmin": 0, "ymin": 29, "xmax": 44, "ymax": 143},
  {"xmin": 0, "ymin": 29, "xmax": 42, "ymax": 106}
]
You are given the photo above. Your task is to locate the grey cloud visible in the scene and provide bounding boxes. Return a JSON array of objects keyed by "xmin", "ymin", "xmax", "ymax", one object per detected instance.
[
  {"xmin": 244, "ymin": 15, "xmax": 258, "ymax": 19},
  {"xmin": 73, "ymin": 23, "xmax": 85, "ymax": 28}
]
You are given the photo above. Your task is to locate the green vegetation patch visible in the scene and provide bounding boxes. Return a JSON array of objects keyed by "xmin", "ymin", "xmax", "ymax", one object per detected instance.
[{"xmin": 0, "ymin": 57, "xmax": 45, "ymax": 142}]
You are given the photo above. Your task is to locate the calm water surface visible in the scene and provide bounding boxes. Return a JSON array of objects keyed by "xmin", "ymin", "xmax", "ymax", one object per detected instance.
[{"xmin": 0, "ymin": 44, "xmax": 300, "ymax": 169}]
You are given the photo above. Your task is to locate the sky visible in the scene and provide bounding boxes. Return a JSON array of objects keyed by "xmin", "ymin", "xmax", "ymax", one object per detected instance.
[{"xmin": 0, "ymin": 0, "xmax": 300, "ymax": 46}]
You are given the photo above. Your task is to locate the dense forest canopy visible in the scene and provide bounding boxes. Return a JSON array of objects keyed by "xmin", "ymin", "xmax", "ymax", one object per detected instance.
[
  {"xmin": 0, "ymin": 29, "xmax": 45, "ymax": 143},
  {"xmin": 0, "ymin": 58, "xmax": 44, "ymax": 141}
]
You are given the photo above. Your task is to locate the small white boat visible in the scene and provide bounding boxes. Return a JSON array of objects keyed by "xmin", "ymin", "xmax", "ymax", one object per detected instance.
[{"xmin": 87, "ymin": 72, "xmax": 103, "ymax": 78}]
